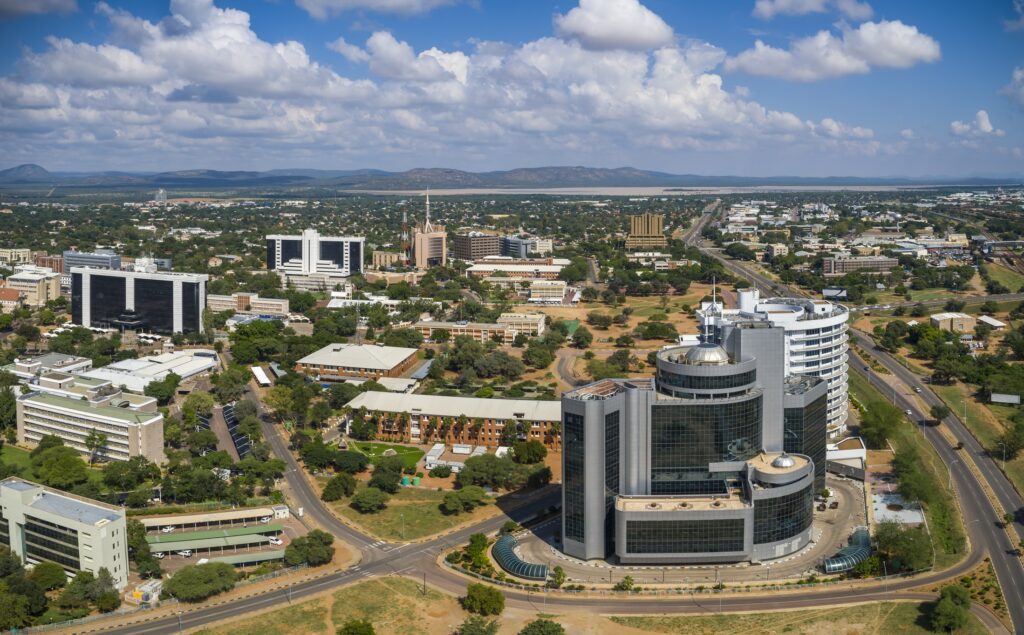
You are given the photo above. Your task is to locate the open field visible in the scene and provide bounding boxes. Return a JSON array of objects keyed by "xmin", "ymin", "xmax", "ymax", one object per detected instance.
[
  {"xmin": 332, "ymin": 483, "xmax": 499, "ymax": 541},
  {"xmin": 351, "ymin": 442, "xmax": 425, "ymax": 470},
  {"xmin": 987, "ymin": 263, "xmax": 1024, "ymax": 294},
  {"xmin": 610, "ymin": 601, "xmax": 988, "ymax": 635},
  {"xmin": 848, "ymin": 371, "xmax": 966, "ymax": 568},
  {"xmin": 931, "ymin": 383, "xmax": 1024, "ymax": 496}
]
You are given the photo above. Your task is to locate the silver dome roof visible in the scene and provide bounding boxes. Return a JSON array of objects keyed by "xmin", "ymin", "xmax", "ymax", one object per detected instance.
[
  {"xmin": 683, "ymin": 343, "xmax": 730, "ymax": 366},
  {"xmin": 772, "ymin": 453, "xmax": 796, "ymax": 468}
]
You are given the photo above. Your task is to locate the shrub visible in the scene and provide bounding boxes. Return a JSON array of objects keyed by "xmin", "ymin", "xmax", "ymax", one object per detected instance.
[
  {"xmin": 285, "ymin": 529, "xmax": 335, "ymax": 567},
  {"xmin": 95, "ymin": 590, "xmax": 121, "ymax": 613},
  {"xmin": 322, "ymin": 473, "xmax": 357, "ymax": 501},
  {"xmin": 163, "ymin": 563, "xmax": 237, "ymax": 602},
  {"xmin": 429, "ymin": 465, "xmax": 453, "ymax": 478},
  {"xmin": 351, "ymin": 487, "xmax": 390, "ymax": 513},
  {"xmin": 29, "ymin": 560, "xmax": 67, "ymax": 590},
  {"xmin": 462, "ymin": 583, "xmax": 505, "ymax": 616},
  {"xmin": 459, "ymin": 615, "xmax": 500, "ymax": 635},
  {"xmin": 337, "ymin": 618, "xmax": 375, "ymax": 635},
  {"xmin": 518, "ymin": 618, "xmax": 565, "ymax": 635},
  {"xmin": 441, "ymin": 485, "xmax": 487, "ymax": 515}
]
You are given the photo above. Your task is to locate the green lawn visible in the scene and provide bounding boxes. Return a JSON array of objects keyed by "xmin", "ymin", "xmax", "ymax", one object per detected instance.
[
  {"xmin": 849, "ymin": 372, "xmax": 966, "ymax": 568},
  {"xmin": 333, "ymin": 484, "xmax": 493, "ymax": 541},
  {"xmin": 351, "ymin": 442, "xmax": 424, "ymax": 470},
  {"xmin": 987, "ymin": 263, "xmax": 1024, "ymax": 294},
  {"xmin": 1, "ymin": 445, "xmax": 32, "ymax": 474},
  {"xmin": 931, "ymin": 383, "xmax": 1024, "ymax": 498},
  {"xmin": 611, "ymin": 601, "xmax": 988, "ymax": 634}
]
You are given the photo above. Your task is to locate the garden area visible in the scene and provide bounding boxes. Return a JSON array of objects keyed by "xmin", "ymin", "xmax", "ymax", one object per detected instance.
[
  {"xmin": 332, "ymin": 484, "xmax": 498, "ymax": 541},
  {"xmin": 350, "ymin": 442, "xmax": 424, "ymax": 470}
]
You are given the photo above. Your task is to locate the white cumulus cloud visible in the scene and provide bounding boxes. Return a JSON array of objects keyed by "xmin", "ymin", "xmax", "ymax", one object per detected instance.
[
  {"xmin": 725, "ymin": 20, "xmax": 940, "ymax": 81},
  {"xmin": 1006, "ymin": 0, "xmax": 1024, "ymax": 31},
  {"xmin": 1003, "ymin": 66, "xmax": 1024, "ymax": 111},
  {"xmin": 328, "ymin": 36, "xmax": 369, "ymax": 63},
  {"xmin": 555, "ymin": 0, "xmax": 674, "ymax": 51},
  {"xmin": 753, "ymin": 0, "xmax": 872, "ymax": 21},
  {"xmin": 296, "ymin": 0, "xmax": 458, "ymax": 20},
  {"xmin": 950, "ymin": 110, "xmax": 1005, "ymax": 137},
  {"xmin": 900, "ymin": 128, "xmax": 914, "ymax": 139}
]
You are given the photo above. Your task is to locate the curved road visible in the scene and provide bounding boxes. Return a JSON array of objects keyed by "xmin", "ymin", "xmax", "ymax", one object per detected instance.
[{"xmin": 98, "ymin": 252, "xmax": 1024, "ymax": 633}]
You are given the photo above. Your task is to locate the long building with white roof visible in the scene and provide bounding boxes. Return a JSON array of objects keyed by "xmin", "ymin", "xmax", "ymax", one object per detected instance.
[
  {"xmin": 79, "ymin": 349, "xmax": 219, "ymax": 393},
  {"xmin": 346, "ymin": 391, "xmax": 561, "ymax": 448}
]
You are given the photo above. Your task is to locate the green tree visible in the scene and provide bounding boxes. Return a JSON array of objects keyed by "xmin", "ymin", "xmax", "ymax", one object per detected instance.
[
  {"xmin": 930, "ymin": 597, "xmax": 968, "ymax": 632},
  {"xmin": 929, "ymin": 404, "xmax": 951, "ymax": 422},
  {"xmin": 462, "ymin": 583, "xmax": 505, "ymax": 616},
  {"xmin": 0, "ymin": 387, "xmax": 16, "ymax": 432},
  {"xmin": 350, "ymin": 487, "xmax": 389, "ymax": 513},
  {"xmin": 321, "ymin": 473, "xmax": 357, "ymax": 501},
  {"xmin": 182, "ymin": 392, "xmax": 215, "ymax": 416},
  {"xmin": 0, "ymin": 594, "xmax": 29, "ymax": 630},
  {"xmin": 29, "ymin": 560, "xmax": 68, "ymax": 590},
  {"xmin": 571, "ymin": 326, "xmax": 593, "ymax": 349},
  {"xmin": 85, "ymin": 428, "xmax": 108, "ymax": 465},
  {"xmin": 547, "ymin": 565, "xmax": 566, "ymax": 589},
  {"xmin": 518, "ymin": 619, "xmax": 565, "ymax": 635},
  {"xmin": 163, "ymin": 562, "xmax": 237, "ymax": 602},
  {"xmin": 511, "ymin": 439, "xmax": 547, "ymax": 464},
  {"xmin": 458, "ymin": 615, "xmax": 500, "ymax": 635},
  {"xmin": 284, "ymin": 529, "xmax": 335, "ymax": 566},
  {"xmin": 33, "ymin": 446, "xmax": 90, "ymax": 489},
  {"xmin": 337, "ymin": 619, "xmax": 376, "ymax": 635}
]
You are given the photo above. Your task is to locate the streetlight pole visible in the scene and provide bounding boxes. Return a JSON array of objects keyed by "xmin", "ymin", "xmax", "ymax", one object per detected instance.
[{"xmin": 997, "ymin": 442, "xmax": 1007, "ymax": 470}]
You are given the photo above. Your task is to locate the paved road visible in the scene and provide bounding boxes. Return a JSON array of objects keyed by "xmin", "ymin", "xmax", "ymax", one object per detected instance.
[{"xmin": 711, "ymin": 251, "xmax": 1024, "ymax": 631}]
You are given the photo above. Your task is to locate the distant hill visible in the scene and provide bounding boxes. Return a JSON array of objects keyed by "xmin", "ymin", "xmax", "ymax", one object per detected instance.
[
  {"xmin": 0, "ymin": 164, "xmax": 54, "ymax": 183},
  {"xmin": 0, "ymin": 163, "xmax": 1020, "ymax": 190}
]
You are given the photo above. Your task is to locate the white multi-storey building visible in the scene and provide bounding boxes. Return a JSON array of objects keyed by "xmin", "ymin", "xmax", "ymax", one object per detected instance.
[
  {"xmin": 702, "ymin": 288, "xmax": 849, "ymax": 437},
  {"xmin": 266, "ymin": 229, "xmax": 364, "ymax": 289}
]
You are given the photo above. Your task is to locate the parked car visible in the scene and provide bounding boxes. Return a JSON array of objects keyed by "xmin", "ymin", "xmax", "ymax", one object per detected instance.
[
  {"xmin": 259, "ymin": 517, "xmax": 271, "ymax": 524},
  {"xmin": 829, "ymin": 501, "xmax": 839, "ymax": 509},
  {"xmin": 161, "ymin": 526, "xmax": 175, "ymax": 533},
  {"xmin": 905, "ymin": 409, "xmax": 913, "ymax": 416},
  {"xmin": 177, "ymin": 550, "xmax": 192, "ymax": 557},
  {"xmin": 817, "ymin": 503, "xmax": 827, "ymax": 512},
  {"xmin": 268, "ymin": 537, "xmax": 283, "ymax": 546},
  {"xmin": 153, "ymin": 552, "xmax": 165, "ymax": 559}
]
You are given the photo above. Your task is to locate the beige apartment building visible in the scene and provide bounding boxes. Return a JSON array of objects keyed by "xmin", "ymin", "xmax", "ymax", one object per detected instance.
[
  {"xmin": 822, "ymin": 256, "xmax": 899, "ymax": 277},
  {"xmin": 625, "ymin": 212, "xmax": 667, "ymax": 249},
  {"xmin": 0, "ymin": 248, "xmax": 32, "ymax": 265},
  {"xmin": 372, "ymin": 251, "xmax": 403, "ymax": 268},
  {"xmin": 206, "ymin": 292, "xmax": 289, "ymax": 316},
  {"xmin": 415, "ymin": 312, "xmax": 546, "ymax": 344},
  {"xmin": 6, "ymin": 265, "xmax": 61, "ymax": 307}
]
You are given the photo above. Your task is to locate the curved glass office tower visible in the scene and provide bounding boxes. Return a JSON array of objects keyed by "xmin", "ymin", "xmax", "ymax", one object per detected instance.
[{"xmin": 562, "ymin": 325, "xmax": 825, "ymax": 564}]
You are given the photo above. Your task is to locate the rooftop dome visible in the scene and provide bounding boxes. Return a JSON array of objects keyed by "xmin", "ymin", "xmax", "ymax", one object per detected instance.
[
  {"xmin": 684, "ymin": 343, "xmax": 730, "ymax": 366},
  {"xmin": 772, "ymin": 453, "xmax": 796, "ymax": 468}
]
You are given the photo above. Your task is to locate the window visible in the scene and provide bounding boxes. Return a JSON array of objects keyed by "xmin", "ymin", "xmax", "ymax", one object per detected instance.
[
  {"xmin": 783, "ymin": 393, "xmax": 827, "ymax": 491},
  {"xmin": 563, "ymin": 412, "xmax": 585, "ymax": 543},
  {"xmin": 657, "ymin": 369, "xmax": 755, "ymax": 391},
  {"xmin": 625, "ymin": 519, "xmax": 745, "ymax": 554},
  {"xmin": 754, "ymin": 486, "xmax": 814, "ymax": 544}
]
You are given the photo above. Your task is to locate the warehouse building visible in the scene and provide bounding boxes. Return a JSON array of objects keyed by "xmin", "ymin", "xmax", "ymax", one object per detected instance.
[
  {"xmin": 929, "ymin": 312, "xmax": 976, "ymax": 333},
  {"xmin": 295, "ymin": 343, "xmax": 420, "ymax": 380}
]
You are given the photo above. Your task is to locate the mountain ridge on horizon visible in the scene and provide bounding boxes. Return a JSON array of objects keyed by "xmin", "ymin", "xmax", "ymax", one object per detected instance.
[{"xmin": 0, "ymin": 163, "xmax": 1020, "ymax": 190}]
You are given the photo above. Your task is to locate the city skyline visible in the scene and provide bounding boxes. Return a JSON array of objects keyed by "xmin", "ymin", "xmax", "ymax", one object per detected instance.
[{"xmin": 0, "ymin": 0, "xmax": 1021, "ymax": 177}]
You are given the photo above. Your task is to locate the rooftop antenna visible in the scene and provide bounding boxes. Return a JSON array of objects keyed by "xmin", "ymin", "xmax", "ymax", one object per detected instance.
[
  {"xmin": 704, "ymin": 275, "xmax": 716, "ymax": 343},
  {"xmin": 423, "ymin": 189, "xmax": 434, "ymax": 233}
]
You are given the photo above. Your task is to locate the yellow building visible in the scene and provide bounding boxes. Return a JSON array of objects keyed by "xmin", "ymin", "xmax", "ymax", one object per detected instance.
[
  {"xmin": 6, "ymin": 265, "xmax": 61, "ymax": 307},
  {"xmin": 625, "ymin": 212, "xmax": 667, "ymax": 249}
]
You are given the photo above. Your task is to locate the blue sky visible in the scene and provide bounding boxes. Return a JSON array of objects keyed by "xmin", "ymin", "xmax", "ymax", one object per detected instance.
[{"xmin": 0, "ymin": 0, "xmax": 1021, "ymax": 176}]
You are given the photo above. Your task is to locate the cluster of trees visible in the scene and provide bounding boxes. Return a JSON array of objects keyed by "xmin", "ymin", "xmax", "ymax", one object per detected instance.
[
  {"xmin": 284, "ymin": 529, "xmax": 335, "ymax": 566},
  {"xmin": 46, "ymin": 327, "xmax": 137, "ymax": 368},
  {"xmin": 586, "ymin": 349, "xmax": 635, "ymax": 380},
  {"xmin": 858, "ymin": 398, "xmax": 903, "ymax": 449},
  {"xmin": 462, "ymin": 583, "xmax": 505, "ymax": 616},
  {"xmin": 456, "ymin": 453, "xmax": 552, "ymax": 492},
  {"xmin": 321, "ymin": 472, "xmax": 358, "ymax": 501},
  {"xmin": 439, "ymin": 335, "xmax": 526, "ymax": 383},
  {"xmin": 163, "ymin": 562, "xmax": 237, "ymax": 602},
  {"xmin": 441, "ymin": 485, "xmax": 487, "ymax": 515},
  {"xmin": 875, "ymin": 519, "xmax": 932, "ymax": 572},
  {"xmin": 929, "ymin": 584, "xmax": 974, "ymax": 632},
  {"xmin": 127, "ymin": 519, "xmax": 163, "ymax": 579},
  {"xmin": 299, "ymin": 439, "xmax": 369, "ymax": 474},
  {"xmin": 521, "ymin": 325, "xmax": 569, "ymax": 370},
  {"xmin": 455, "ymin": 616, "xmax": 564, "ymax": 635},
  {"xmin": 0, "ymin": 546, "xmax": 120, "ymax": 630},
  {"xmin": 633, "ymin": 318, "xmax": 678, "ymax": 341}
]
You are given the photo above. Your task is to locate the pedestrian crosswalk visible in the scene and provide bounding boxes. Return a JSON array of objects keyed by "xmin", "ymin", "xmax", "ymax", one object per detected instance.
[{"xmin": 367, "ymin": 539, "xmax": 394, "ymax": 552}]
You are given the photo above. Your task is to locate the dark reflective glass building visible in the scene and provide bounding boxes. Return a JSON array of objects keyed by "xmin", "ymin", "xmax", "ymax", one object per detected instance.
[
  {"xmin": 70, "ymin": 268, "xmax": 207, "ymax": 335},
  {"xmin": 562, "ymin": 320, "xmax": 827, "ymax": 565}
]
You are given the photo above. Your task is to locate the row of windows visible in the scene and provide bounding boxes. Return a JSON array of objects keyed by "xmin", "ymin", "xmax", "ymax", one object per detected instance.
[
  {"xmin": 563, "ymin": 412, "xmax": 586, "ymax": 543},
  {"xmin": 25, "ymin": 531, "xmax": 81, "ymax": 563},
  {"xmin": 624, "ymin": 519, "xmax": 746, "ymax": 554},
  {"xmin": 784, "ymin": 394, "xmax": 828, "ymax": 491},
  {"xmin": 605, "ymin": 411, "xmax": 620, "ymax": 553},
  {"xmin": 753, "ymin": 485, "xmax": 814, "ymax": 545},
  {"xmin": 656, "ymin": 369, "xmax": 756, "ymax": 391},
  {"xmin": 25, "ymin": 519, "xmax": 79, "ymax": 547},
  {"xmin": 649, "ymin": 398, "xmax": 762, "ymax": 494}
]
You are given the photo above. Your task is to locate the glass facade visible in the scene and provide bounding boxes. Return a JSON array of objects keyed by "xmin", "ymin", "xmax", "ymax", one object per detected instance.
[
  {"xmin": 134, "ymin": 278, "xmax": 174, "ymax": 334},
  {"xmin": 348, "ymin": 240, "xmax": 362, "ymax": 272},
  {"xmin": 657, "ymin": 369, "xmax": 756, "ymax": 391},
  {"xmin": 604, "ymin": 410, "xmax": 620, "ymax": 554},
  {"xmin": 71, "ymin": 272, "xmax": 82, "ymax": 324},
  {"xmin": 625, "ymin": 519, "xmax": 745, "ymax": 554},
  {"xmin": 24, "ymin": 516, "xmax": 81, "ymax": 572},
  {"xmin": 649, "ymin": 398, "xmax": 761, "ymax": 494},
  {"xmin": 784, "ymin": 393, "xmax": 828, "ymax": 491},
  {"xmin": 280, "ymin": 239, "xmax": 301, "ymax": 264},
  {"xmin": 266, "ymin": 240, "xmax": 276, "ymax": 269},
  {"xmin": 87, "ymin": 274, "xmax": 127, "ymax": 328},
  {"xmin": 181, "ymin": 281, "xmax": 201, "ymax": 333},
  {"xmin": 320, "ymin": 241, "xmax": 345, "ymax": 268},
  {"xmin": 563, "ymin": 412, "xmax": 585, "ymax": 543},
  {"xmin": 0, "ymin": 509, "xmax": 8, "ymax": 547},
  {"xmin": 753, "ymin": 486, "xmax": 814, "ymax": 545}
]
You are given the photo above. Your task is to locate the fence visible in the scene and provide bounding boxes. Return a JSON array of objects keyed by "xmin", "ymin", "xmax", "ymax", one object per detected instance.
[{"xmin": 20, "ymin": 564, "xmax": 310, "ymax": 633}]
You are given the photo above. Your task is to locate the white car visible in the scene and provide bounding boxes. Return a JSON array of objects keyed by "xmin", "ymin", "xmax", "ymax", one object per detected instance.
[
  {"xmin": 259, "ymin": 517, "xmax": 271, "ymax": 524},
  {"xmin": 161, "ymin": 526, "xmax": 175, "ymax": 533},
  {"xmin": 268, "ymin": 537, "xmax": 283, "ymax": 546},
  {"xmin": 177, "ymin": 550, "xmax": 192, "ymax": 557},
  {"xmin": 153, "ymin": 552, "xmax": 165, "ymax": 559},
  {"xmin": 905, "ymin": 409, "xmax": 913, "ymax": 416}
]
